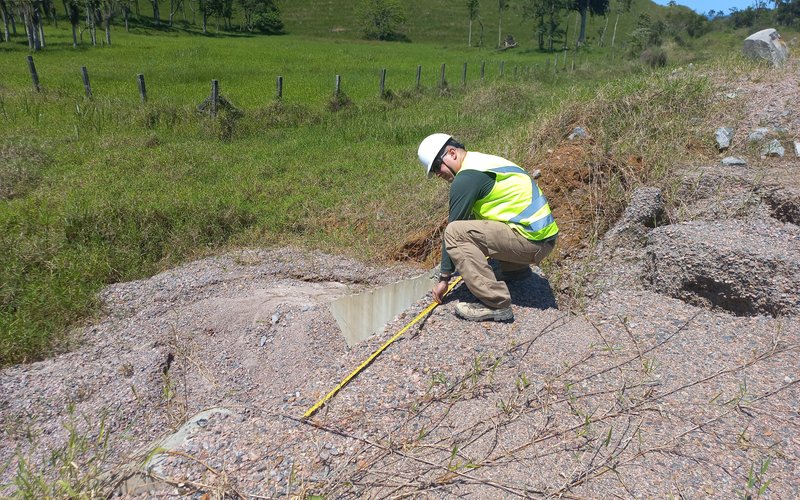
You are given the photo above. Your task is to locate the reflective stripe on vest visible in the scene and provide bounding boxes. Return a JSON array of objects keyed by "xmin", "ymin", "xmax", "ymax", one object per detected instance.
[{"xmin": 459, "ymin": 153, "xmax": 559, "ymax": 241}]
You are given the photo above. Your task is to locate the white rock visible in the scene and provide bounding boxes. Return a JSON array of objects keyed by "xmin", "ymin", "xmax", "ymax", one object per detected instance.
[
  {"xmin": 721, "ymin": 157, "xmax": 747, "ymax": 166},
  {"xmin": 743, "ymin": 28, "xmax": 789, "ymax": 67},
  {"xmin": 761, "ymin": 139, "xmax": 785, "ymax": 157}
]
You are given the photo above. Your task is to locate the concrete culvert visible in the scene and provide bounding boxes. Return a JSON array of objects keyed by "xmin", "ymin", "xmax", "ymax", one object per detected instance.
[{"xmin": 644, "ymin": 219, "xmax": 800, "ymax": 317}]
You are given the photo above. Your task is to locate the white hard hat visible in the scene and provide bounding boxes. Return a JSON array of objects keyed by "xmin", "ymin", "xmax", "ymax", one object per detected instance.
[{"xmin": 417, "ymin": 133, "xmax": 451, "ymax": 178}]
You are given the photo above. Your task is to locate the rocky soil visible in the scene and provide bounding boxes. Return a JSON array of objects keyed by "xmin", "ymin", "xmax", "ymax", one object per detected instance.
[{"xmin": 1, "ymin": 60, "xmax": 799, "ymax": 498}]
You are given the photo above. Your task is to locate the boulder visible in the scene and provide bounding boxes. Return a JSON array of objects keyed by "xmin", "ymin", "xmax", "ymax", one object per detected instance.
[
  {"xmin": 761, "ymin": 139, "xmax": 785, "ymax": 157},
  {"xmin": 568, "ymin": 126, "xmax": 588, "ymax": 140},
  {"xmin": 743, "ymin": 28, "xmax": 789, "ymax": 67},
  {"xmin": 748, "ymin": 127, "xmax": 771, "ymax": 143},
  {"xmin": 715, "ymin": 127, "xmax": 733, "ymax": 151},
  {"xmin": 644, "ymin": 220, "xmax": 800, "ymax": 317}
]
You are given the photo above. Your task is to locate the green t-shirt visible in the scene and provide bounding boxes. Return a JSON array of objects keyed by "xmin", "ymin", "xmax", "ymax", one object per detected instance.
[{"xmin": 440, "ymin": 169, "xmax": 495, "ymax": 274}]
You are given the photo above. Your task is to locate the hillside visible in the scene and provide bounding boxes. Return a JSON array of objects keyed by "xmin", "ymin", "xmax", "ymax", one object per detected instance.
[
  {"xmin": 1, "ymin": 52, "xmax": 798, "ymax": 498},
  {"xmin": 282, "ymin": 0, "xmax": 667, "ymax": 49}
]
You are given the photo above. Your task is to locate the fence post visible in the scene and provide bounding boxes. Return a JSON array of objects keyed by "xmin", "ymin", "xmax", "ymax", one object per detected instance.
[
  {"xmin": 335, "ymin": 75, "xmax": 341, "ymax": 95},
  {"xmin": 276, "ymin": 76, "xmax": 283, "ymax": 100},
  {"xmin": 480, "ymin": 61, "xmax": 485, "ymax": 81},
  {"xmin": 211, "ymin": 79, "xmax": 219, "ymax": 117},
  {"xmin": 439, "ymin": 63, "xmax": 446, "ymax": 88},
  {"xmin": 416, "ymin": 65, "xmax": 421, "ymax": 89},
  {"xmin": 27, "ymin": 55, "xmax": 40, "ymax": 92},
  {"xmin": 136, "ymin": 73, "xmax": 147, "ymax": 103},
  {"xmin": 499, "ymin": 61, "xmax": 505, "ymax": 77},
  {"xmin": 81, "ymin": 66, "xmax": 92, "ymax": 97},
  {"xmin": 380, "ymin": 68, "xmax": 386, "ymax": 96},
  {"xmin": 461, "ymin": 62, "xmax": 467, "ymax": 87}
]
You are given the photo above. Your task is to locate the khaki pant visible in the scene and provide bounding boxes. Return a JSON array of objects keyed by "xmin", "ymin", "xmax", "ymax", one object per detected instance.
[{"xmin": 444, "ymin": 220, "xmax": 556, "ymax": 309}]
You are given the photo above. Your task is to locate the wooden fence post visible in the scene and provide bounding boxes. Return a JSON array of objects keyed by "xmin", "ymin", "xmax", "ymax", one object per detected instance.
[
  {"xmin": 27, "ymin": 55, "xmax": 40, "ymax": 92},
  {"xmin": 439, "ymin": 63, "xmax": 446, "ymax": 88},
  {"xmin": 276, "ymin": 76, "xmax": 283, "ymax": 100},
  {"xmin": 211, "ymin": 79, "xmax": 219, "ymax": 117},
  {"xmin": 380, "ymin": 68, "xmax": 386, "ymax": 96},
  {"xmin": 461, "ymin": 62, "xmax": 467, "ymax": 87},
  {"xmin": 136, "ymin": 73, "xmax": 147, "ymax": 103},
  {"xmin": 81, "ymin": 66, "xmax": 92, "ymax": 97},
  {"xmin": 480, "ymin": 61, "xmax": 485, "ymax": 81},
  {"xmin": 335, "ymin": 75, "xmax": 341, "ymax": 95},
  {"xmin": 416, "ymin": 65, "xmax": 421, "ymax": 89}
]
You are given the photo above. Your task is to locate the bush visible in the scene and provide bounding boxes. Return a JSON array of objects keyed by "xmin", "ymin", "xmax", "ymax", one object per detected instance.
[
  {"xmin": 640, "ymin": 48, "xmax": 667, "ymax": 68},
  {"xmin": 360, "ymin": 0, "xmax": 409, "ymax": 42},
  {"xmin": 253, "ymin": 3, "xmax": 284, "ymax": 34}
]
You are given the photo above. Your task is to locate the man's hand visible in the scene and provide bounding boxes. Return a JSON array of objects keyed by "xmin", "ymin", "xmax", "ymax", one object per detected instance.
[{"xmin": 432, "ymin": 279, "xmax": 449, "ymax": 304}]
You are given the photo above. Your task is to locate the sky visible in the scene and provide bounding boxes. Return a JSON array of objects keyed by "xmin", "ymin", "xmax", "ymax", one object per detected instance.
[{"xmin": 651, "ymin": 0, "xmax": 767, "ymax": 15}]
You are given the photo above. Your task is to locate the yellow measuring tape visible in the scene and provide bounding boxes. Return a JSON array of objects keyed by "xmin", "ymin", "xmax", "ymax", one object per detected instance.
[{"xmin": 302, "ymin": 276, "xmax": 463, "ymax": 419}]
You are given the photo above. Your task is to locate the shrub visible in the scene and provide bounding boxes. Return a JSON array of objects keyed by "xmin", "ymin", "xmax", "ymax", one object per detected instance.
[
  {"xmin": 360, "ymin": 0, "xmax": 409, "ymax": 42},
  {"xmin": 640, "ymin": 48, "xmax": 667, "ymax": 68}
]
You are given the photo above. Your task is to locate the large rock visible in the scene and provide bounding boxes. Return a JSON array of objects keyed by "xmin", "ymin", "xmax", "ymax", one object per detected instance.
[
  {"xmin": 644, "ymin": 219, "xmax": 800, "ymax": 317},
  {"xmin": 715, "ymin": 127, "xmax": 734, "ymax": 151},
  {"xmin": 743, "ymin": 28, "xmax": 789, "ymax": 67},
  {"xmin": 604, "ymin": 187, "xmax": 666, "ymax": 245}
]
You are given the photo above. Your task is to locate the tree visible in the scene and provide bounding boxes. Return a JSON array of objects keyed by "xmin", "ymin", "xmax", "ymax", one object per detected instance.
[
  {"xmin": 18, "ymin": 0, "xmax": 44, "ymax": 50},
  {"xmin": 1, "ymin": 0, "xmax": 10, "ymax": 41},
  {"xmin": 521, "ymin": 0, "xmax": 566, "ymax": 50},
  {"xmin": 775, "ymin": 0, "xmax": 800, "ymax": 27},
  {"xmin": 467, "ymin": 0, "xmax": 479, "ymax": 46},
  {"xmin": 64, "ymin": 0, "xmax": 79, "ymax": 45},
  {"xmin": 626, "ymin": 13, "xmax": 663, "ymax": 57},
  {"xmin": 664, "ymin": 4, "xmax": 709, "ymax": 39},
  {"xmin": 571, "ymin": 0, "xmax": 608, "ymax": 46},
  {"xmin": 360, "ymin": 0, "xmax": 408, "ymax": 41},
  {"xmin": 497, "ymin": 0, "xmax": 509, "ymax": 47},
  {"xmin": 101, "ymin": 0, "xmax": 112, "ymax": 44},
  {"xmin": 205, "ymin": 0, "xmax": 224, "ymax": 30},
  {"xmin": 240, "ymin": 0, "xmax": 282, "ymax": 33}
]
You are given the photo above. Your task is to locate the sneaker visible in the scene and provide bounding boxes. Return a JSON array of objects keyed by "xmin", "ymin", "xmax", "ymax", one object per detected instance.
[{"xmin": 455, "ymin": 302, "xmax": 514, "ymax": 322}]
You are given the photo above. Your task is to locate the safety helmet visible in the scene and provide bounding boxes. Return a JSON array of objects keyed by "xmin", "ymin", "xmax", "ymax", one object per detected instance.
[{"xmin": 417, "ymin": 133, "xmax": 451, "ymax": 178}]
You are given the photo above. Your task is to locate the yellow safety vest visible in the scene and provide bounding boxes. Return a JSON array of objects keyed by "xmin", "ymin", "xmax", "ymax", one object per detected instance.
[{"xmin": 459, "ymin": 152, "xmax": 559, "ymax": 241}]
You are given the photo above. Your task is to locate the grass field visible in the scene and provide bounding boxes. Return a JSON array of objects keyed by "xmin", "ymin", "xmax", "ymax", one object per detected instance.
[{"xmin": 1, "ymin": 1, "xmax": 783, "ymax": 366}]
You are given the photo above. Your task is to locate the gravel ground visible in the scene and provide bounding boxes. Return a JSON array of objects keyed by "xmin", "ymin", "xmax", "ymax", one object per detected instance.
[{"xmin": 1, "ymin": 59, "xmax": 799, "ymax": 499}]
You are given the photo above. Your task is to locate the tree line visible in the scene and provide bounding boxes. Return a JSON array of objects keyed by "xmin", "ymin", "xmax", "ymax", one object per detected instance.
[{"xmin": 0, "ymin": 0, "xmax": 283, "ymax": 50}]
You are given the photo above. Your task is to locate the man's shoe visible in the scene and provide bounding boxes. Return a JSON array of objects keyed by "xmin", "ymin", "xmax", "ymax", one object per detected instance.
[{"xmin": 455, "ymin": 302, "xmax": 514, "ymax": 322}]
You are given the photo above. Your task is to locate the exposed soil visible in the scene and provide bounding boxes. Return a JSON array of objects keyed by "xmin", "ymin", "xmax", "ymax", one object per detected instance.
[{"xmin": 1, "ymin": 60, "xmax": 799, "ymax": 498}]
